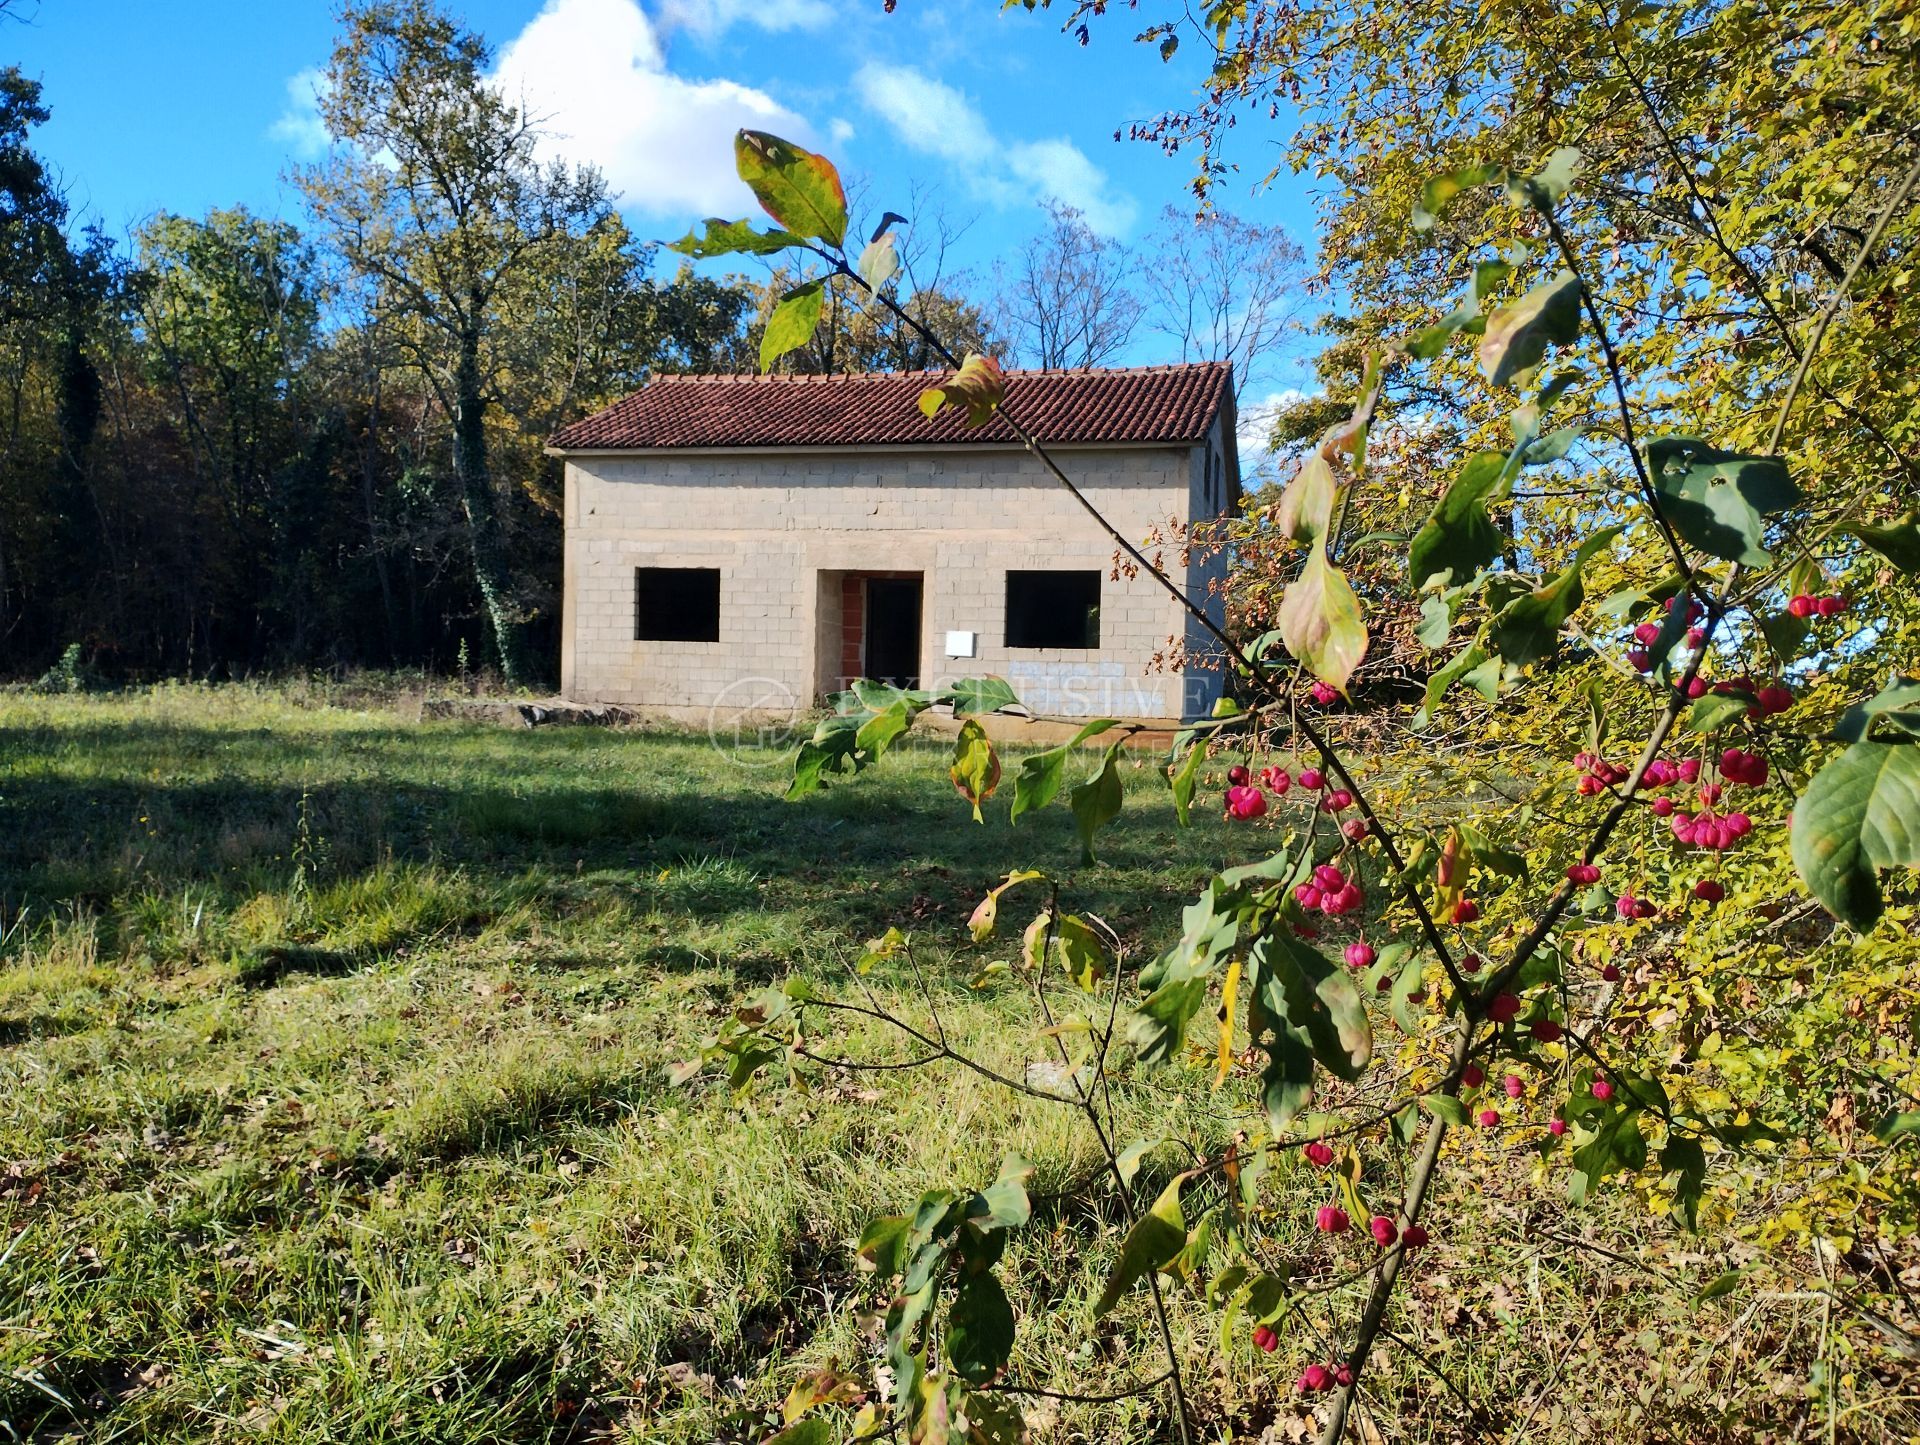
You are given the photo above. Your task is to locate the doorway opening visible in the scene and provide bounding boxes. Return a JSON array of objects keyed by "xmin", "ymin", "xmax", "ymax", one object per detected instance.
[{"xmin": 862, "ymin": 575, "xmax": 923, "ymax": 688}]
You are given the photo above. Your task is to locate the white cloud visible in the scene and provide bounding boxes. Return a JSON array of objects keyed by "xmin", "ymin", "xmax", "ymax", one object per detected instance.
[
  {"xmin": 828, "ymin": 117, "xmax": 856, "ymax": 145},
  {"xmin": 269, "ymin": 68, "xmax": 330, "ymax": 159},
  {"xmin": 1236, "ymin": 387, "xmax": 1309, "ymax": 483},
  {"xmin": 656, "ymin": 0, "xmax": 837, "ymax": 35},
  {"xmin": 492, "ymin": 0, "xmax": 813, "ymax": 219},
  {"xmin": 853, "ymin": 61, "xmax": 1136, "ymax": 235}
]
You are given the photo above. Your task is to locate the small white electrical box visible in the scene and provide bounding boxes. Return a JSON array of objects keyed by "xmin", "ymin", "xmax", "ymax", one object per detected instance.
[{"xmin": 945, "ymin": 630, "xmax": 976, "ymax": 659}]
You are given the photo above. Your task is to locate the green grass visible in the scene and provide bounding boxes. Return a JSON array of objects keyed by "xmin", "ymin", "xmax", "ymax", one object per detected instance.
[{"xmin": 0, "ymin": 686, "xmax": 1900, "ymax": 1443}]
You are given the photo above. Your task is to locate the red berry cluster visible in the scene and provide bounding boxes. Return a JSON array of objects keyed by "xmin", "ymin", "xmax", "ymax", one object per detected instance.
[
  {"xmin": 1573, "ymin": 751, "xmax": 1631, "ymax": 794},
  {"xmin": 1297, "ymin": 864, "xmax": 1364, "ymax": 916},
  {"xmin": 1295, "ymin": 1361, "xmax": 1352, "ymax": 1393},
  {"xmin": 1787, "ymin": 592, "xmax": 1847, "ymax": 618},
  {"xmin": 1308, "ymin": 680, "xmax": 1341, "ymax": 705}
]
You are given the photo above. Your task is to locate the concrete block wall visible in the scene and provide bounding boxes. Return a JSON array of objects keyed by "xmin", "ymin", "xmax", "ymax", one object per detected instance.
[{"xmin": 561, "ymin": 442, "xmax": 1227, "ymax": 721}]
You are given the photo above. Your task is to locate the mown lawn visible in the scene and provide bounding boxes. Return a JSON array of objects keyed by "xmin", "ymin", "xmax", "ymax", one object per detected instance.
[{"xmin": 0, "ymin": 686, "xmax": 1883, "ymax": 1443}]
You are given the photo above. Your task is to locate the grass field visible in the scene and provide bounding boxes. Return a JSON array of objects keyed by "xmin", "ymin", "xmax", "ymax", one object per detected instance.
[{"xmin": 0, "ymin": 686, "xmax": 1904, "ymax": 1443}]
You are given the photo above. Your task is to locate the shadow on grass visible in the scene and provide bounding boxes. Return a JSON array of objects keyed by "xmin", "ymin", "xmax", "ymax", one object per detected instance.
[{"xmin": 1, "ymin": 717, "xmax": 1240, "ymax": 969}]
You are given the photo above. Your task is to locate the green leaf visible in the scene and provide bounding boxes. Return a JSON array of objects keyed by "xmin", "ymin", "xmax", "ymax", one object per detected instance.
[
  {"xmin": 1505, "ymin": 146, "xmax": 1581, "ymax": 211},
  {"xmin": 1416, "ymin": 593, "xmax": 1455, "ymax": 650},
  {"xmin": 762, "ymin": 1418, "xmax": 833, "ymax": 1445},
  {"xmin": 1260, "ymin": 1025, "xmax": 1316, "ymax": 1133},
  {"xmin": 1758, "ymin": 608, "xmax": 1811, "ymax": 663},
  {"xmin": 1252, "ymin": 934, "xmax": 1373, "ymax": 1080},
  {"xmin": 1415, "ymin": 642, "xmax": 1489, "ymax": 723},
  {"xmin": 1129, "ymin": 883, "xmax": 1238, "ymax": 1064},
  {"xmin": 1407, "ymin": 301, "xmax": 1483, "ymax": 361},
  {"xmin": 1012, "ymin": 720, "xmax": 1118, "ymax": 824},
  {"xmin": 1791, "ymin": 741, "xmax": 1920, "ymax": 929},
  {"xmin": 760, "ymin": 280, "xmax": 825, "ymax": 373},
  {"xmin": 1663, "ymin": 1136, "xmax": 1707, "ymax": 1231},
  {"xmin": 1871, "ymin": 1110, "xmax": 1920, "ymax": 1142},
  {"xmin": 1646, "ymin": 437, "xmax": 1803, "ymax": 566},
  {"xmin": 666, "ymin": 216, "xmax": 802, "ymax": 258},
  {"xmin": 1069, "ymin": 742, "xmax": 1125, "ymax": 864},
  {"xmin": 1695, "ymin": 1270, "xmax": 1744, "ymax": 1306},
  {"xmin": 857, "ymin": 1215, "xmax": 913, "ymax": 1277},
  {"xmin": 949, "ymin": 719, "xmax": 1001, "ymax": 824},
  {"xmin": 856, "ymin": 699, "xmax": 912, "ymax": 757},
  {"xmin": 941, "ymin": 676, "xmax": 1020, "ymax": 715},
  {"xmin": 734, "ymin": 130, "xmax": 848, "ymax": 246},
  {"xmin": 1409, "ymin": 451, "xmax": 1510, "ymax": 589},
  {"xmin": 1168, "ymin": 739, "xmax": 1204, "ymax": 826},
  {"xmin": 946, "ymin": 1273, "xmax": 1015, "ymax": 1384},
  {"xmin": 968, "ymin": 1153, "xmax": 1034, "ymax": 1230},
  {"xmin": 1279, "ymin": 544, "xmax": 1369, "ymax": 695},
  {"xmin": 1421, "ymin": 1093, "xmax": 1469, "ymax": 1127},
  {"xmin": 1688, "ymin": 692, "xmax": 1752, "ymax": 735},
  {"xmin": 1094, "ymin": 1175, "xmax": 1187, "ymax": 1317},
  {"xmin": 1832, "ymin": 676, "xmax": 1920, "ymax": 743},
  {"xmin": 1483, "ymin": 524, "xmax": 1623, "ymax": 666},
  {"xmin": 1848, "ymin": 513, "xmax": 1920, "ymax": 574},
  {"xmin": 1480, "ymin": 271, "xmax": 1581, "ymax": 387},
  {"xmin": 1411, "ymin": 162, "xmax": 1505, "ymax": 231},
  {"xmin": 1456, "ymin": 821, "xmax": 1528, "ymax": 880},
  {"xmin": 1033, "ymin": 912, "xmax": 1111, "ymax": 992},
  {"xmin": 1116, "ymin": 1137, "xmax": 1176, "ymax": 1187}
]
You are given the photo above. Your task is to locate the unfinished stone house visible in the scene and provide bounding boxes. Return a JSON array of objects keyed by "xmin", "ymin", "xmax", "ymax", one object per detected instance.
[{"xmin": 545, "ymin": 363, "xmax": 1238, "ymax": 723}]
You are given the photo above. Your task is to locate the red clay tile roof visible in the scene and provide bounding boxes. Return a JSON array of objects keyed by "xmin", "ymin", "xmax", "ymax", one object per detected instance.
[{"xmin": 548, "ymin": 363, "xmax": 1231, "ymax": 452}]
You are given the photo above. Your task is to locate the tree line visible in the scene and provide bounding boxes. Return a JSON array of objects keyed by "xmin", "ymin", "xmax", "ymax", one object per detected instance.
[{"xmin": 0, "ymin": 0, "xmax": 1304, "ymax": 689}]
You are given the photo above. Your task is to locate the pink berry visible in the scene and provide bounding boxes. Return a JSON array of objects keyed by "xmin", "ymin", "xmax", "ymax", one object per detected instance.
[
  {"xmin": 1225, "ymin": 784, "xmax": 1268, "ymax": 821},
  {"xmin": 1228, "ymin": 764, "xmax": 1250, "ymax": 786},
  {"xmin": 1566, "ymin": 863, "xmax": 1600, "ymax": 885},
  {"xmin": 1303, "ymin": 1141, "xmax": 1334, "ymax": 1167},
  {"xmin": 1461, "ymin": 1063, "xmax": 1485, "ymax": 1089},
  {"xmin": 1452, "ymin": 898, "xmax": 1480, "ymax": 924},
  {"xmin": 1548, "ymin": 1118, "xmax": 1567, "ymax": 1137},
  {"xmin": 1254, "ymin": 1323, "xmax": 1279, "ymax": 1352},
  {"xmin": 1345, "ymin": 942, "xmax": 1376, "ymax": 969},
  {"xmin": 1601, "ymin": 963, "xmax": 1621, "ymax": 982},
  {"xmin": 1400, "ymin": 1224, "xmax": 1429, "ymax": 1248},
  {"xmin": 1678, "ymin": 759, "xmax": 1701, "ymax": 783},
  {"xmin": 1685, "ymin": 627, "xmax": 1707, "ymax": 648},
  {"xmin": 1815, "ymin": 594, "xmax": 1844, "ymax": 617},
  {"xmin": 1504, "ymin": 1073, "xmax": 1525, "ymax": 1099},
  {"xmin": 1486, "ymin": 993, "xmax": 1521, "ymax": 1023},
  {"xmin": 1693, "ymin": 879, "xmax": 1725, "ymax": 903},
  {"xmin": 1756, "ymin": 685, "xmax": 1793, "ymax": 715},
  {"xmin": 1341, "ymin": 817, "xmax": 1369, "ymax": 841},
  {"xmin": 1315, "ymin": 1205, "xmax": 1349, "ymax": 1234},
  {"xmin": 1310, "ymin": 681, "xmax": 1339, "ymax": 704},
  {"xmin": 1627, "ymin": 647, "xmax": 1654, "ymax": 672},
  {"xmin": 1633, "ymin": 622, "xmax": 1661, "ymax": 646},
  {"xmin": 1591, "ymin": 1078, "xmax": 1614, "ymax": 1101},
  {"xmin": 1261, "ymin": 766, "xmax": 1291, "ymax": 794},
  {"xmin": 1685, "ymin": 677, "xmax": 1709, "ymax": 699},
  {"xmin": 1369, "ymin": 1215, "xmax": 1398, "ymax": 1247},
  {"xmin": 1334, "ymin": 1362, "xmax": 1354, "ymax": 1387},
  {"xmin": 1651, "ymin": 796, "xmax": 1675, "ymax": 817},
  {"xmin": 1298, "ymin": 768, "xmax": 1324, "ymax": 791},
  {"xmin": 1297, "ymin": 1364, "xmax": 1333, "ymax": 1393},
  {"xmin": 1530, "ymin": 1020, "xmax": 1564, "ymax": 1043},
  {"xmin": 1787, "ymin": 594, "xmax": 1816, "ymax": 619},
  {"xmin": 1477, "ymin": 1107, "xmax": 1500, "ymax": 1128}
]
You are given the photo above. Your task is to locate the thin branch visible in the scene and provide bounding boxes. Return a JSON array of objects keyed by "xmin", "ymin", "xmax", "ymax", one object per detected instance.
[{"xmin": 1764, "ymin": 152, "xmax": 1920, "ymax": 456}]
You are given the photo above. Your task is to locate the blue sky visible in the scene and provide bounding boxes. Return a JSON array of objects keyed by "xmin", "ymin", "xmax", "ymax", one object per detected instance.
[{"xmin": 9, "ymin": 0, "xmax": 1324, "ymax": 418}]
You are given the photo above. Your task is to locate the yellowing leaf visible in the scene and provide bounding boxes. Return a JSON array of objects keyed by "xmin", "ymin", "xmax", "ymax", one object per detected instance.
[
  {"xmin": 918, "ymin": 354, "xmax": 1005, "ymax": 427},
  {"xmin": 734, "ymin": 130, "xmax": 848, "ymax": 246},
  {"xmin": 949, "ymin": 718, "xmax": 1001, "ymax": 823},
  {"xmin": 1278, "ymin": 545, "xmax": 1369, "ymax": 695}
]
